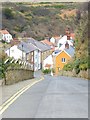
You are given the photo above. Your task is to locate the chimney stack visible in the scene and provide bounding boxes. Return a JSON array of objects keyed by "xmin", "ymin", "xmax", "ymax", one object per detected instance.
[
  {"xmin": 65, "ymin": 27, "xmax": 71, "ymax": 40},
  {"xmin": 65, "ymin": 42, "xmax": 69, "ymax": 49}
]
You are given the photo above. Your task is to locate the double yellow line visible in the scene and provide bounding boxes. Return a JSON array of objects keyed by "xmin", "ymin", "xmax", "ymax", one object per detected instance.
[{"xmin": 0, "ymin": 77, "xmax": 44, "ymax": 115}]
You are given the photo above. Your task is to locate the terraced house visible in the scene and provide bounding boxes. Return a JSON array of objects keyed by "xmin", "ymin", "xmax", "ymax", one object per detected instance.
[
  {"xmin": 5, "ymin": 37, "xmax": 52, "ymax": 71},
  {"xmin": 26, "ymin": 38, "xmax": 52, "ymax": 68}
]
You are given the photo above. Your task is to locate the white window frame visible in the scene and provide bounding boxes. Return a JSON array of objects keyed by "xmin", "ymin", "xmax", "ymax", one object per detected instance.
[{"xmin": 62, "ymin": 58, "xmax": 66, "ymax": 63}]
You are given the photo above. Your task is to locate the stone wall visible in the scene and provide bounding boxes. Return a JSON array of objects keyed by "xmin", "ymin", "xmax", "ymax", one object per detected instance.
[
  {"xmin": 5, "ymin": 69, "xmax": 34, "ymax": 85},
  {"xmin": 59, "ymin": 69, "xmax": 89, "ymax": 80}
]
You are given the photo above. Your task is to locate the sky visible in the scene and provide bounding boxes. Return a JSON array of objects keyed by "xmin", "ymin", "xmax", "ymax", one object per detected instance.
[{"xmin": 0, "ymin": 0, "xmax": 89, "ymax": 2}]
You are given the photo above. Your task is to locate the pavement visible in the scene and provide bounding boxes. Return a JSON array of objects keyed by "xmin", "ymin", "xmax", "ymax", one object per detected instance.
[
  {"xmin": 0, "ymin": 70, "xmax": 43, "ymax": 105},
  {"xmin": 1, "ymin": 74, "xmax": 88, "ymax": 118}
]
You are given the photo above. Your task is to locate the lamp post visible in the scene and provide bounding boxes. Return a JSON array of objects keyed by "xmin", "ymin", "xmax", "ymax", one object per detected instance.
[{"xmin": 22, "ymin": 44, "xmax": 23, "ymax": 61}]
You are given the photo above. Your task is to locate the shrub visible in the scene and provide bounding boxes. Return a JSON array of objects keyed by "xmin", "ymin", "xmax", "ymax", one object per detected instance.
[
  {"xmin": 74, "ymin": 59, "xmax": 80, "ymax": 68},
  {"xmin": 49, "ymin": 5, "xmax": 66, "ymax": 9},
  {"xmin": 42, "ymin": 69, "xmax": 51, "ymax": 74},
  {"xmin": 4, "ymin": 8, "xmax": 14, "ymax": 19},
  {"xmin": 20, "ymin": 9, "xmax": 24, "ymax": 13},
  {"xmin": 63, "ymin": 63, "xmax": 74, "ymax": 71},
  {"xmin": 75, "ymin": 67, "xmax": 80, "ymax": 74},
  {"xmin": 73, "ymin": 59, "xmax": 80, "ymax": 74},
  {"xmin": 1, "ymin": 40, "xmax": 6, "ymax": 43},
  {"xmin": 79, "ymin": 63, "xmax": 88, "ymax": 70}
]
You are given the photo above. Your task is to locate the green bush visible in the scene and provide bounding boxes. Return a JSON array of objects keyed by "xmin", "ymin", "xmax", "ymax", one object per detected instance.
[
  {"xmin": 42, "ymin": 69, "xmax": 51, "ymax": 74},
  {"xmin": 75, "ymin": 67, "xmax": 80, "ymax": 74},
  {"xmin": 63, "ymin": 58, "xmax": 88, "ymax": 74},
  {"xmin": 79, "ymin": 63, "xmax": 88, "ymax": 70},
  {"xmin": 63, "ymin": 63, "xmax": 74, "ymax": 71},
  {"xmin": 73, "ymin": 59, "xmax": 80, "ymax": 74},
  {"xmin": 74, "ymin": 59, "xmax": 80, "ymax": 68},
  {"xmin": 4, "ymin": 8, "xmax": 14, "ymax": 19},
  {"xmin": 49, "ymin": 5, "xmax": 66, "ymax": 9},
  {"xmin": 1, "ymin": 40, "xmax": 6, "ymax": 43}
]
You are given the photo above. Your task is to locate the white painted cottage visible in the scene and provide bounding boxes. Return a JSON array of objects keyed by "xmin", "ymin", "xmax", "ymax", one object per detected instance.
[
  {"xmin": 57, "ymin": 35, "xmax": 73, "ymax": 50},
  {"xmin": 5, "ymin": 45, "xmax": 26, "ymax": 60},
  {"xmin": 43, "ymin": 55, "xmax": 53, "ymax": 70},
  {"xmin": 0, "ymin": 29, "xmax": 13, "ymax": 43},
  {"xmin": 5, "ymin": 41, "xmax": 42, "ymax": 71}
]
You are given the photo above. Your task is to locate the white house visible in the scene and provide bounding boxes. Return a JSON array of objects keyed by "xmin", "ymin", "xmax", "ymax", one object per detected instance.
[
  {"xmin": 57, "ymin": 35, "xmax": 73, "ymax": 50},
  {"xmin": 0, "ymin": 29, "xmax": 13, "ymax": 43},
  {"xmin": 33, "ymin": 50, "xmax": 41, "ymax": 71},
  {"xmin": 49, "ymin": 37, "xmax": 56, "ymax": 44},
  {"xmin": 43, "ymin": 55, "xmax": 53, "ymax": 70},
  {"xmin": 5, "ymin": 41, "xmax": 42, "ymax": 71},
  {"xmin": 5, "ymin": 45, "xmax": 26, "ymax": 60},
  {"xmin": 26, "ymin": 38, "xmax": 52, "ymax": 70}
]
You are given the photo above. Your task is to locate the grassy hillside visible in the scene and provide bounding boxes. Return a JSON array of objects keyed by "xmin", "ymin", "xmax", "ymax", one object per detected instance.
[{"xmin": 2, "ymin": 2, "xmax": 83, "ymax": 40}]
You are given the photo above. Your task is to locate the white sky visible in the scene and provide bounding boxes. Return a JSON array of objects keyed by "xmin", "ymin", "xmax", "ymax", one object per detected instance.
[{"xmin": 0, "ymin": 0, "xmax": 89, "ymax": 2}]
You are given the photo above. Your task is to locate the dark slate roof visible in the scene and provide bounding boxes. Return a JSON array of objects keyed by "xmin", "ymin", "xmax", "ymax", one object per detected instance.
[
  {"xmin": 26, "ymin": 38, "xmax": 51, "ymax": 52},
  {"xmin": 54, "ymin": 50, "xmax": 61, "ymax": 54},
  {"xmin": 18, "ymin": 41, "xmax": 37, "ymax": 53},
  {"xmin": 64, "ymin": 46, "xmax": 75, "ymax": 57}
]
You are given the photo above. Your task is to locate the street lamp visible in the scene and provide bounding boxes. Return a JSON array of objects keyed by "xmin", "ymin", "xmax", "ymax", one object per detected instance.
[{"xmin": 22, "ymin": 44, "xmax": 23, "ymax": 61}]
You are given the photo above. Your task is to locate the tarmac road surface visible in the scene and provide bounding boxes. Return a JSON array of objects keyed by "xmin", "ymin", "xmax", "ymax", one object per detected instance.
[{"xmin": 2, "ymin": 75, "xmax": 88, "ymax": 118}]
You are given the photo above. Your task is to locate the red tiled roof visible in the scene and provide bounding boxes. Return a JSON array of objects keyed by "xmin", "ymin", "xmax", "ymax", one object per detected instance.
[
  {"xmin": 0, "ymin": 30, "xmax": 9, "ymax": 34},
  {"xmin": 53, "ymin": 36, "xmax": 60, "ymax": 39},
  {"xmin": 45, "ymin": 64, "xmax": 51, "ymax": 67},
  {"xmin": 41, "ymin": 39, "xmax": 54, "ymax": 46},
  {"xmin": 13, "ymin": 38, "xmax": 19, "ymax": 41},
  {"xmin": 51, "ymin": 47, "xmax": 55, "ymax": 51},
  {"xmin": 70, "ymin": 33, "xmax": 75, "ymax": 39}
]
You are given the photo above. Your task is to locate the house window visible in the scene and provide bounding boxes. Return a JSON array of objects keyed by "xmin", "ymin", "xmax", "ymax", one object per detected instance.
[
  {"xmin": 11, "ymin": 50, "xmax": 14, "ymax": 53},
  {"xmin": 62, "ymin": 58, "xmax": 66, "ymax": 63},
  {"xmin": 31, "ymin": 56, "xmax": 33, "ymax": 62},
  {"xmin": 35, "ymin": 54, "xmax": 37, "ymax": 59},
  {"xmin": 59, "ymin": 43, "xmax": 62, "ymax": 48}
]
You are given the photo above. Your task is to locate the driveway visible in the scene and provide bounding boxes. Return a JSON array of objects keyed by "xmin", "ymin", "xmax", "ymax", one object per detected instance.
[{"xmin": 2, "ymin": 75, "xmax": 88, "ymax": 118}]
